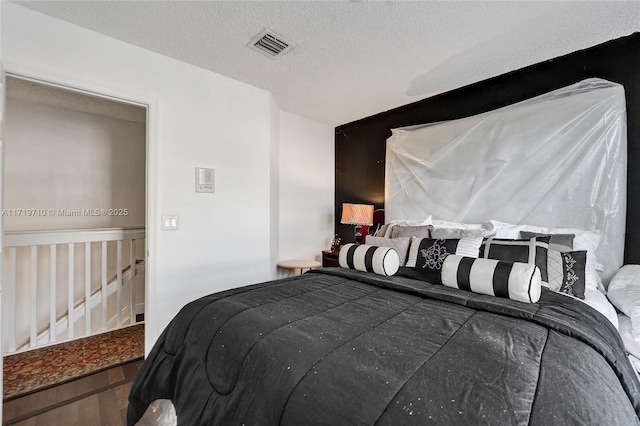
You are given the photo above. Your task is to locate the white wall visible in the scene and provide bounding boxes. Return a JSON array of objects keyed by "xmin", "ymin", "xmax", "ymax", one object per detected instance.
[
  {"xmin": 1, "ymin": 3, "xmax": 335, "ymax": 350},
  {"xmin": 278, "ymin": 111, "xmax": 334, "ymax": 268},
  {"xmin": 1, "ymin": 3, "xmax": 272, "ymax": 348},
  {"xmin": 4, "ymin": 97, "xmax": 145, "ymax": 231}
]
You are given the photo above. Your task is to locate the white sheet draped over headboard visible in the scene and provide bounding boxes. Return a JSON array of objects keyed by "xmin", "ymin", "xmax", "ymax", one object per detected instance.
[{"xmin": 385, "ymin": 78, "xmax": 627, "ymax": 284}]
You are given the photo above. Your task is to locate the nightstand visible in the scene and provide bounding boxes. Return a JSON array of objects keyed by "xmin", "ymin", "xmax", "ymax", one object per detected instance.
[{"xmin": 322, "ymin": 249, "xmax": 340, "ymax": 267}]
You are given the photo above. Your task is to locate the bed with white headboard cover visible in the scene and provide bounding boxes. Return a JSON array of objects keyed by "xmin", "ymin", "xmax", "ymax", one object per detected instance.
[
  {"xmin": 386, "ymin": 78, "xmax": 626, "ymax": 325},
  {"xmin": 129, "ymin": 79, "xmax": 640, "ymax": 425}
]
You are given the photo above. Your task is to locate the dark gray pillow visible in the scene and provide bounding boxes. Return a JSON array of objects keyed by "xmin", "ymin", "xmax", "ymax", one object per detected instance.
[
  {"xmin": 374, "ymin": 224, "xmax": 389, "ymax": 237},
  {"xmin": 390, "ymin": 225, "xmax": 432, "ymax": 239},
  {"xmin": 520, "ymin": 231, "xmax": 574, "ymax": 252}
]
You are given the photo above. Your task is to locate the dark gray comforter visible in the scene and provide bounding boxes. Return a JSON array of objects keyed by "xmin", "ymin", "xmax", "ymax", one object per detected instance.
[{"xmin": 128, "ymin": 267, "xmax": 640, "ymax": 425}]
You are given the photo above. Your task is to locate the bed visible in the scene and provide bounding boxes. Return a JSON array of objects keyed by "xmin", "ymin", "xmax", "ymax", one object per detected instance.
[
  {"xmin": 128, "ymin": 266, "xmax": 640, "ymax": 425},
  {"xmin": 128, "ymin": 79, "xmax": 640, "ymax": 425}
]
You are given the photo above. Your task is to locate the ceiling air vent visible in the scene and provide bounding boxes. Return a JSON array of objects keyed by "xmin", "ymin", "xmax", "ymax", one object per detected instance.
[{"xmin": 249, "ymin": 30, "xmax": 294, "ymax": 59}]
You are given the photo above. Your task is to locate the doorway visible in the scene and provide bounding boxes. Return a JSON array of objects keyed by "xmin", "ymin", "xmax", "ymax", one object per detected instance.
[{"xmin": 1, "ymin": 74, "xmax": 149, "ymax": 404}]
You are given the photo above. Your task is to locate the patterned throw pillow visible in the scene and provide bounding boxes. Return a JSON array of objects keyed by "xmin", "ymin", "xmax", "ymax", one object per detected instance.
[
  {"xmin": 364, "ymin": 236, "xmax": 411, "ymax": 266},
  {"xmin": 338, "ymin": 243, "xmax": 400, "ymax": 276},
  {"xmin": 406, "ymin": 236, "xmax": 483, "ymax": 284},
  {"xmin": 441, "ymin": 255, "xmax": 542, "ymax": 304},
  {"xmin": 480, "ymin": 237, "xmax": 550, "ymax": 282},
  {"xmin": 546, "ymin": 249, "xmax": 587, "ymax": 299}
]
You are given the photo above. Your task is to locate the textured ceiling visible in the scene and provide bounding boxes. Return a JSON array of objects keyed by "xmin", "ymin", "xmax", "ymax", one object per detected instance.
[{"xmin": 12, "ymin": 1, "xmax": 640, "ymax": 126}]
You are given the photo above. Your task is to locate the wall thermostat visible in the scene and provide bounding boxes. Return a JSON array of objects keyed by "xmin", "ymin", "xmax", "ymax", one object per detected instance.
[{"xmin": 195, "ymin": 167, "xmax": 215, "ymax": 193}]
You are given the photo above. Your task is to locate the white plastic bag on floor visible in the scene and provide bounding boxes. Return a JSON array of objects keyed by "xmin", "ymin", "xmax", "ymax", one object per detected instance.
[{"xmin": 135, "ymin": 399, "xmax": 177, "ymax": 426}]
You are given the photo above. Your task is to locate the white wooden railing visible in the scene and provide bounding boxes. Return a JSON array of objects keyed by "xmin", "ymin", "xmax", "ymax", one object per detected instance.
[{"xmin": 2, "ymin": 227, "xmax": 145, "ymax": 355}]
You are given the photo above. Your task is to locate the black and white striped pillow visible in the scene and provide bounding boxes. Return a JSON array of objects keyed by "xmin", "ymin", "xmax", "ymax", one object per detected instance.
[
  {"xmin": 364, "ymin": 236, "xmax": 411, "ymax": 266},
  {"xmin": 442, "ymin": 255, "xmax": 542, "ymax": 303},
  {"xmin": 339, "ymin": 243, "xmax": 400, "ymax": 276}
]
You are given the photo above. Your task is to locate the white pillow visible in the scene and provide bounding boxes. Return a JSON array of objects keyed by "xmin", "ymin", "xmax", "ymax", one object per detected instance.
[
  {"xmin": 582, "ymin": 287, "xmax": 619, "ymax": 330},
  {"xmin": 617, "ymin": 314, "xmax": 640, "ymax": 359},
  {"xmin": 390, "ymin": 217, "xmax": 487, "ymax": 231},
  {"xmin": 430, "ymin": 218, "xmax": 488, "ymax": 230},
  {"xmin": 431, "ymin": 228, "xmax": 487, "ymax": 239},
  {"xmin": 608, "ymin": 265, "xmax": 640, "ymax": 338},
  {"xmin": 490, "ymin": 220, "xmax": 600, "ymax": 247}
]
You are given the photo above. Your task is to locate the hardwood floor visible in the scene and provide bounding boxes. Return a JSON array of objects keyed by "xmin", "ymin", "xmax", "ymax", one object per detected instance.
[{"xmin": 3, "ymin": 359, "xmax": 143, "ymax": 426}]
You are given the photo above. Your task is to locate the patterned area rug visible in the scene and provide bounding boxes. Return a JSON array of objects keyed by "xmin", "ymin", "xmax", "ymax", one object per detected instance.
[{"xmin": 3, "ymin": 324, "xmax": 144, "ymax": 400}]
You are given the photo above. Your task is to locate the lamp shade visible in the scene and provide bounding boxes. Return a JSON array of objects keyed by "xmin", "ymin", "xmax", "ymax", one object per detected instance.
[{"xmin": 341, "ymin": 203, "xmax": 374, "ymax": 226}]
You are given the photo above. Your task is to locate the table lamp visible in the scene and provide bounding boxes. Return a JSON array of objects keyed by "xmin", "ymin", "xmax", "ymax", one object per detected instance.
[{"xmin": 340, "ymin": 203, "xmax": 374, "ymax": 243}]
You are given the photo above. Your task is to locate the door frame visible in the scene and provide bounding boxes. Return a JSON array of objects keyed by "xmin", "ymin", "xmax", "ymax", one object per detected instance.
[{"xmin": 1, "ymin": 63, "xmax": 158, "ymax": 355}]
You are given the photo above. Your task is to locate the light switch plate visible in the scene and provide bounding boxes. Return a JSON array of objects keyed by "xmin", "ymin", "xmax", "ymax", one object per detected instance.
[
  {"xmin": 161, "ymin": 215, "xmax": 179, "ymax": 230},
  {"xmin": 195, "ymin": 167, "xmax": 215, "ymax": 193}
]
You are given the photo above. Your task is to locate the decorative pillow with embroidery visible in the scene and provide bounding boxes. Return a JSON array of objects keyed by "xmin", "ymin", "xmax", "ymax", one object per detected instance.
[
  {"xmin": 546, "ymin": 249, "xmax": 587, "ymax": 299},
  {"xmin": 406, "ymin": 236, "xmax": 482, "ymax": 284}
]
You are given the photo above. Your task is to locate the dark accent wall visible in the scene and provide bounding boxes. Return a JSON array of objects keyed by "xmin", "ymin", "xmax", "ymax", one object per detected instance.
[{"xmin": 335, "ymin": 32, "xmax": 640, "ymax": 263}]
